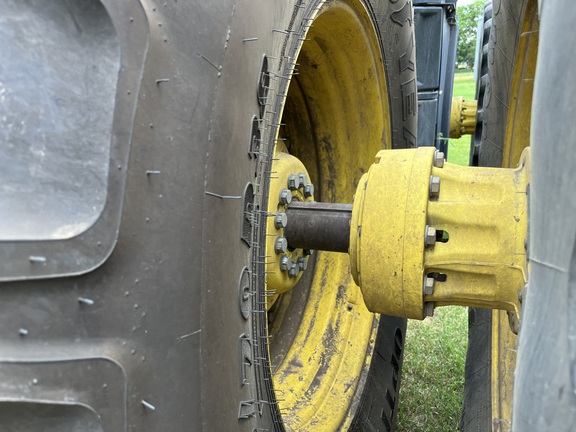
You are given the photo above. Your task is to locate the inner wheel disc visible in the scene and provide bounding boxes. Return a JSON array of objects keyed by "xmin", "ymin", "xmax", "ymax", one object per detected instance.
[{"xmin": 264, "ymin": 1, "xmax": 395, "ymax": 430}]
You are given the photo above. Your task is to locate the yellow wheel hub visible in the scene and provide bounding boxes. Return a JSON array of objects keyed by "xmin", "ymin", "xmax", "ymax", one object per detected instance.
[
  {"xmin": 266, "ymin": 151, "xmax": 314, "ymax": 296},
  {"xmin": 349, "ymin": 146, "xmax": 529, "ymax": 322}
]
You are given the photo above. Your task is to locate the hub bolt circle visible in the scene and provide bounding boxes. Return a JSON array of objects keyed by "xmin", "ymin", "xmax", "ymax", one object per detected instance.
[
  {"xmin": 429, "ymin": 176, "xmax": 441, "ymax": 197},
  {"xmin": 433, "ymin": 151, "xmax": 445, "ymax": 168},
  {"xmin": 425, "ymin": 225, "xmax": 437, "ymax": 247},
  {"xmin": 289, "ymin": 263, "xmax": 299, "ymax": 278},
  {"xmin": 280, "ymin": 255, "xmax": 293, "ymax": 272},
  {"xmin": 275, "ymin": 237, "xmax": 288, "ymax": 254},
  {"xmin": 424, "ymin": 302, "xmax": 435, "ymax": 317},
  {"xmin": 423, "ymin": 277, "xmax": 435, "ymax": 295},
  {"xmin": 287, "ymin": 174, "xmax": 299, "ymax": 191},
  {"xmin": 279, "ymin": 189, "xmax": 293, "ymax": 206},
  {"xmin": 274, "ymin": 212, "xmax": 288, "ymax": 229}
]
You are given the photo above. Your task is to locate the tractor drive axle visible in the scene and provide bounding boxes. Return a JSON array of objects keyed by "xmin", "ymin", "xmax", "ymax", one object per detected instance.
[
  {"xmin": 284, "ymin": 202, "xmax": 352, "ymax": 253},
  {"xmin": 283, "ymin": 146, "xmax": 530, "ymax": 328}
]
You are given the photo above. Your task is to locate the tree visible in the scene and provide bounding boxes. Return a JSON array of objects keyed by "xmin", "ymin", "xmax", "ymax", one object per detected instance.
[{"xmin": 457, "ymin": 0, "xmax": 486, "ymax": 68}]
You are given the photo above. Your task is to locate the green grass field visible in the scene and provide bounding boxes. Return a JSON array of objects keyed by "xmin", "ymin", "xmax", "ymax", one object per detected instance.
[
  {"xmin": 396, "ymin": 72, "xmax": 475, "ymax": 432},
  {"xmin": 447, "ymin": 72, "xmax": 476, "ymax": 166},
  {"xmin": 396, "ymin": 307, "xmax": 468, "ymax": 431}
]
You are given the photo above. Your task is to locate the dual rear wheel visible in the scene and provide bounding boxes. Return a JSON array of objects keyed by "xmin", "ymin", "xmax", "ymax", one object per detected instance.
[{"xmin": 202, "ymin": 0, "xmax": 417, "ymax": 430}]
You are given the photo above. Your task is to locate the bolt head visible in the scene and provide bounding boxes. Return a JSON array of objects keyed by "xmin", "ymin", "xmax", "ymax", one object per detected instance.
[
  {"xmin": 274, "ymin": 212, "xmax": 288, "ymax": 229},
  {"xmin": 303, "ymin": 249, "xmax": 312, "ymax": 256},
  {"xmin": 280, "ymin": 255, "xmax": 293, "ymax": 272},
  {"xmin": 423, "ymin": 277, "xmax": 435, "ymax": 295},
  {"xmin": 279, "ymin": 189, "xmax": 292, "ymax": 205},
  {"xmin": 304, "ymin": 183, "xmax": 314, "ymax": 198},
  {"xmin": 275, "ymin": 237, "xmax": 288, "ymax": 254},
  {"xmin": 287, "ymin": 174, "xmax": 299, "ymax": 191},
  {"xmin": 289, "ymin": 263, "xmax": 299, "ymax": 278},
  {"xmin": 433, "ymin": 151, "xmax": 445, "ymax": 168},
  {"xmin": 298, "ymin": 173, "xmax": 307, "ymax": 189},
  {"xmin": 429, "ymin": 176, "xmax": 441, "ymax": 197},
  {"xmin": 424, "ymin": 302, "xmax": 435, "ymax": 317},
  {"xmin": 425, "ymin": 226, "xmax": 437, "ymax": 247},
  {"xmin": 297, "ymin": 256, "xmax": 308, "ymax": 271}
]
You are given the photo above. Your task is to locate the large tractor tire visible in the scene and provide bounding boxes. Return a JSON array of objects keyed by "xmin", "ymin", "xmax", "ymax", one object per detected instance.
[
  {"xmin": 460, "ymin": 0, "xmax": 538, "ymax": 431},
  {"xmin": 470, "ymin": 1, "xmax": 492, "ymax": 166},
  {"xmin": 0, "ymin": 0, "xmax": 416, "ymax": 430},
  {"xmin": 513, "ymin": 0, "xmax": 576, "ymax": 429}
]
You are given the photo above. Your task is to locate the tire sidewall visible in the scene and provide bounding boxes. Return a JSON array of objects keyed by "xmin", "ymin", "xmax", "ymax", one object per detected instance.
[{"xmin": 200, "ymin": 1, "xmax": 416, "ymax": 430}]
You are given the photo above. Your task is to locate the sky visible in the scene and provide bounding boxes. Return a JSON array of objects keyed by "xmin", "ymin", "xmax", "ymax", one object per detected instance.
[{"xmin": 457, "ymin": 0, "xmax": 477, "ymax": 6}]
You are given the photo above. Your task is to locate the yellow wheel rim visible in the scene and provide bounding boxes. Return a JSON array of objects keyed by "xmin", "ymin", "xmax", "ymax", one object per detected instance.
[
  {"xmin": 264, "ymin": 1, "xmax": 394, "ymax": 429},
  {"xmin": 502, "ymin": 0, "xmax": 539, "ymax": 168},
  {"xmin": 491, "ymin": 0, "xmax": 539, "ymax": 427}
]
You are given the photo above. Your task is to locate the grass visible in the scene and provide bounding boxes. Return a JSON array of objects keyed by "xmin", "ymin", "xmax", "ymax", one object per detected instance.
[
  {"xmin": 447, "ymin": 72, "xmax": 476, "ymax": 166},
  {"xmin": 396, "ymin": 72, "xmax": 475, "ymax": 431},
  {"xmin": 396, "ymin": 307, "xmax": 468, "ymax": 431}
]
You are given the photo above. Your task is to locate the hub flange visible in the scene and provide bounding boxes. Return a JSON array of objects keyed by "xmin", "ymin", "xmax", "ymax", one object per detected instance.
[
  {"xmin": 283, "ymin": 147, "xmax": 530, "ymax": 327},
  {"xmin": 266, "ymin": 151, "xmax": 315, "ymax": 295}
]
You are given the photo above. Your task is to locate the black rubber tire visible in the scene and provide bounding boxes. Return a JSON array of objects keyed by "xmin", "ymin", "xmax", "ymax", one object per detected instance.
[
  {"xmin": 470, "ymin": 1, "xmax": 492, "ymax": 166},
  {"xmin": 478, "ymin": 0, "xmax": 530, "ymax": 168},
  {"xmin": 461, "ymin": 1, "xmax": 531, "ymax": 430},
  {"xmin": 0, "ymin": 1, "xmax": 416, "ymax": 431},
  {"xmin": 513, "ymin": 0, "xmax": 576, "ymax": 429},
  {"xmin": 460, "ymin": 308, "xmax": 493, "ymax": 431},
  {"xmin": 462, "ymin": 4, "xmax": 494, "ymax": 425},
  {"xmin": 349, "ymin": 320, "xmax": 407, "ymax": 432},
  {"xmin": 202, "ymin": 1, "xmax": 416, "ymax": 430}
]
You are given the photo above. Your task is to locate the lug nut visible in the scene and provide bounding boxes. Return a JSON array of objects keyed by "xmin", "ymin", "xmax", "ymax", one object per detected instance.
[
  {"xmin": 287, "ymin": 174, "xmax": 299, "ymax": 190},
  {"xmin": 423, "ymin": 277, "xmax": 435, "ymax": 295},
  {"xmin": 274, "ymin": 212, "xmax": 288, "ymax": 229},
  {"xmin": 433, "ymin": 151, "xmax": 445, "ymax": 168},
  {"xmin": 275, "ymin": 237, "xmax": 288, "ymax": 254},
  {"xmin": 297, "ymin": 256, "xmax": 308, "ymax": 271},
  {"xmin": 279, "ymin": 188, "xmax": 292, "ymax": 205},
  {"xmin": 304, "ymin": 183, "xmax": 315, "ymax": 198},
  {"xmin": 298, "ymin": 173, "xmax": 307, "ymax": 189},
  {"xmin": 289, "ymin": 263, "xmax": 299, "ymax": 278},
  {"xmin": 303, "ymin": 249, "xmax": 312, "ymax": 256},
  {"xmin": 429, "ymin": 176, "xmax": 441, "ymax": 197},
  {"xmin": 425, "ymin": 225, "xmax": 437, "ymax": 247},
  {"xmin": 424, "ymin": 302, "xmax": 435, "ymax": 317},
  {"xmin": 280, "ymin": 255, "xmax": 293, "ymax": 272}
]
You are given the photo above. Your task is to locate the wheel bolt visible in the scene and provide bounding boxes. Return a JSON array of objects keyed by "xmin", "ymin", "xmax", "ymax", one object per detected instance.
[
  {"xmin": 429, "ymin": 176, "xmax": 441, "ymax": 197},
  {"xmin": 425, "ymin": 225, "xmax": 437, "ymax": 247},
  {"xmin": 433, "ymin": 151, "xmax": 445, "ymax": 168},
  {"xmin": 287, "ymin": 174, "xmax": 299, "ymax": 191},
  {"xmin": 274, "ymin": 212, "xmax": 288, "ymax": 229},
  {"xmin": 297, "ymin": 256, "xmax": 308, "ymax": 271},
  {"xmin": 304, "ymin": 183, "xmax": 315, "ymax": 198},
  {"xmin": 298, "ymin": 173, "xmax": 307, "ymax": 189},
  {"xmin": 280, "ymin": 255, "xmax": 293, "ymax": 272},
  {"xmin": 289, "ymin": 263, "xmax": 299, "ymax": 278},
  {"xmin": 423, "ymin": 277, "xmax": 435, "ymax": 295},
  {"xmin": 424, "ymin": 302, "xmax": 435, "ymax": 317},
  {"xmin": 279, "ymin": 188, "xmax": 292, "ymax": 205},
  {"xmin": 275, "ymin": 237, "xmax": 288, "ymax": 254}
]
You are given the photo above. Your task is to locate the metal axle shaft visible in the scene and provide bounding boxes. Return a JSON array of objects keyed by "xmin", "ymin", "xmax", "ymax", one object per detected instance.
[{"xmin": 284, "ymin": 201, "xmax": 352, "ymax": 253}]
